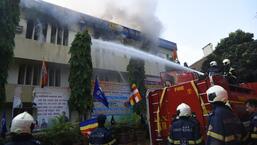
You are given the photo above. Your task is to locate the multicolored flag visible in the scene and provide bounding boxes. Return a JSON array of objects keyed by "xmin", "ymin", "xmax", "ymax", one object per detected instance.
[
  {"xmin": 1, "ymin": 111, "xmax": 7, "ymax": 138},
  {"xmin": 131, "ymin": 84, "xmax": 142, "ymax": 103},
  {"xmin": 93, "ymin": 78, "xmax": 109, "ymax": 108},
  {"xmin": 40, "ymin": 60, "xmax": 48, "ymax": 88},
  {"xmin": 125, "ymin": 84, "xmax": 142, "ymax": 107},
  {"xmin": 80, "ymin": 118, "xmax": 98, "ymax": 136}
]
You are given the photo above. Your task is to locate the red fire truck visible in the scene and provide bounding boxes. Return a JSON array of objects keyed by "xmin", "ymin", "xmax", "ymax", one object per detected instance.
[{"xmin": 146, "ymin": 71, "xmax": 257, "ymax": 145}]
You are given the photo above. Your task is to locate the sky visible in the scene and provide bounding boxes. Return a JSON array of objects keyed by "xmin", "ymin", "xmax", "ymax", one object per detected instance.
[{"xmin": 42, "ymin": 0, "xmax": 257, "ymax": 65}]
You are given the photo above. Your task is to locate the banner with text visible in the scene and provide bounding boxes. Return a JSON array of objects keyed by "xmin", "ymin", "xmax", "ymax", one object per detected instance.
[
  {"xmin": 33, "ymin": 87, "xmax": 69, "ymax": 129},
  {"xmin": 92, "ymin": 81, "xmax": 131, "ymax": 116}
]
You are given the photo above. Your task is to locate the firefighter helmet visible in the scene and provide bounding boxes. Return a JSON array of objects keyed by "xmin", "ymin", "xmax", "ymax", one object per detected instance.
[
  {"xmin": 206, "ymin": 85, "xmax": 228, "ymax": 103},
  {"xmin": 10, "ymin": 112, "xmax": 35, "ymax": 134},
  {"xmin": 223, "ymin": 59, "xmax": 230, "ymax": 66},
  {"xmin": 210, "ymin": 61, "xmax": 217, "ymax": 67},
  {"xmin": 176, "ymin": 103, "xmax": 191, "ymax": 116}
]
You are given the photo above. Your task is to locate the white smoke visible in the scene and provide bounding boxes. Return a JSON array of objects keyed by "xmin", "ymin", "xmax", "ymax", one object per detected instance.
[
  {"xmin": 101, "ymin": 0, "xmax": 163, "ymax": 38},
  {"xmin": 41, "ymin": 0, "xmax": 163, "ymax": 39},
  {"xmin": 20, "ymin": 0, "xmax": 81, "ymax": 27},
  {"xmin": 21, "ymin": 0, "xmax": 163, "ymax": 48}
]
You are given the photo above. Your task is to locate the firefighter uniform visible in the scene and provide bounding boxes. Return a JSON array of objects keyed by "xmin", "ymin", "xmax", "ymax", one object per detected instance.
[
  {"xmin": 206, "ymin": 102, "xmax": 247, "ymax": 145},
  {"xmin": 89, "ymin": 127, "xmax": 116, "ymax": 145},
  {"xmin": 249, "ymin": 112, "xmax": 257, "ymax": 145},
  {"xmin": 168, "ymin": 116, "xmax": 203, "ymax": 145}
]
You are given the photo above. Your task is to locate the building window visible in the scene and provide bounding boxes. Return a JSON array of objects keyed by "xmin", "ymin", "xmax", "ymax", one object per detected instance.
[
  {"xmin": 63, "ymin": 27, "xmax": 69, "ymax": 46},
  {"xmin": 18, "ymin": 65, "xmax": 26, "ymax": 84},
  {"xmin": 42, "ymin": 23, "xmax": 48, "ymax": 42},
  {"xmin": 17, "ymin": 64, "xmax": 61, "ymax": 87},
  {"xmin": 25, "ymin": 65, "xmax": 33, "ymax": 85},
  {"xmin": 34, "ymin": 22, "xmax": 40, "ymax": 41},
  {"xmin": 55, "ymin": 69, "xmax": 61, "ymax": 86},
  {"xmin": 48, "ymin": 68, "xmax": 61, "ymax": 87},
  {"xmin": 34, "ymin": 22, "xmax": 48, "ymax": 42},
  {"xmin": 26, "ymin": 20, "xmax": 34, "ymax": 39},
  {"xmin": 33, "ymin": 66, "xmax": 41, "ymax": 85},
  {"xmin": 57, "ymin": 28, "xmax": 63, "ymax": 45},
  {"xmin": 49, "ymin": 69, "xmax": 55, "ymax": 86},
  {"xmin": 50, "ymin": 25, "xmax": 57, "ymax": 44}
]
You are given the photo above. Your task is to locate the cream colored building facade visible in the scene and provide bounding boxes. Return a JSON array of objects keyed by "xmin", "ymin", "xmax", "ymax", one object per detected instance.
[{"xmin": 3, "ymin": 0, "xmax": 177, "ymax": 122}]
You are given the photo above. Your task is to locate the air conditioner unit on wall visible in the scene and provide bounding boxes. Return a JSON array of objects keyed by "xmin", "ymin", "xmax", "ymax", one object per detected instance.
[{"xmin": 16, "ymin": 25, "xmax": 23, "ymax": 34}]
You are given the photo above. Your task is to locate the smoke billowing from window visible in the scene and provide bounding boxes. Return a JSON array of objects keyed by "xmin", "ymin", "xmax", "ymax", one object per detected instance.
[
  {"xmin": 20, "ymin": 0, "xmax": 80, "ymax": 27},
  {"xmin": 101, "ymin": 0, "xmax": 163, "ymax": 41}
]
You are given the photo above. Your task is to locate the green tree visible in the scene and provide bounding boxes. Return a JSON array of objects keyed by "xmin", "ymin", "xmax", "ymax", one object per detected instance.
[
  {"xmin": 126, "ymin": 38, "xmax": 153, "ymax": 115},
  {"xmin": 0, "ymin": 0, "xmax": 20, "ymax": 108},
  {"xmin": 68, "ymin": 30, "xmax": 93, "ymax": 121},
  {"xmin": 127, "ymin": 58, "xmax": 147, "ymax": 114},
  {"xmin": 201, "ymin": 30, "xmax": 257, "ymax": 82}
]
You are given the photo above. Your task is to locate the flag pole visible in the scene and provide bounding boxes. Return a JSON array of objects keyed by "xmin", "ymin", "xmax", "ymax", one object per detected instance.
[{"xmin": 89, "ymin": 76, "xmax": 97, "ymax": 119}]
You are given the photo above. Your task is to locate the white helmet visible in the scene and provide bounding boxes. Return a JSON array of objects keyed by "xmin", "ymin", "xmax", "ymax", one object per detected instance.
[
  {"xmin": 206, "ymin": 85, "xmax": 228, "ymax": 103},
  {"xmin": 176, "ymin": 103, "xmax": 191, "ymax": 116},
  {"xmin": 223, "ymin": 59, "xmax": 230, "ymax": 66},
  {"xmin": 210, "ymin": 61, "xmax": 217, "ymax": 67},
  {"xmin": 10, "ymin": 112, "xmax": 35, "ymax": 134}
]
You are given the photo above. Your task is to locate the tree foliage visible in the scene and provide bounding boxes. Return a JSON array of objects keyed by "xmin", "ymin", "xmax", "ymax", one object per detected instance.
[
  {"xmin": 126, "ymin": 38, "xmax": 152, "ymax": 115},
  {"xmin": 0, "ymin": 0, "xmax": 20, "ymax": 108},
  {"xmin": 127, "ymin": 58, "xmax": 147, "ymax": 114},
  {"xmin": 201, "ymin": 30, "xmax": 257, "ymax": 82},
  {"xmin": 68, "ymin": 30, "xmax": 93, "ymax": 121}
]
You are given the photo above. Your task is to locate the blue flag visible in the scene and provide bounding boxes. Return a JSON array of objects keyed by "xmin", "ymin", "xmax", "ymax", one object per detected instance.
[
  {"xmin": 1, "ymin": 111, "xmax": 7, "ymax": 138},
  {"xmin": 93, "ymin": 78, "xmax": 109, "ymax": 108}
]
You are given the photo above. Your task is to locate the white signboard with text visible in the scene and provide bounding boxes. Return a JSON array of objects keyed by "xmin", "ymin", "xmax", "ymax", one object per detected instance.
[{"xmin": 33, "ymin": 87, "xmax": 69, "ymax": 129}]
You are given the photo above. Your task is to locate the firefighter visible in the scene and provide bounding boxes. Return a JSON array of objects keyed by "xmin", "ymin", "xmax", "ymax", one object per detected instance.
[
  {"xmin": 4, "ymin": 112, "xmax": 41, "ymax": 145},
  {"xmin": 245, "ymin": 99, "xmax": 257, "ymax": 145},
  {"xmin": 222, "ymin": 59, "xmax": 238, "ymax": 84},
  {"xmin": 89, "ymin": 114, "xmax": 116, "ymax": 145},
  {"xmin": 208, "ymin": 61, "xmax": 221, "ymax": 76},
  {"xmin": 206, "ymin": 85, "xmax": 247, "ymax": 145},
  {"xmin": 167, "ymin": 103, "xmax": 203, "ymax": 145}
]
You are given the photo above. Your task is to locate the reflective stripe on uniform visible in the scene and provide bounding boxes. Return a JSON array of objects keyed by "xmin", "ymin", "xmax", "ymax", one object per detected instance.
[
  {"xmin": 167, "ymin": 136, "xmax": 173, "ymax": 143},
  {"xmin": 89, "ymin": 139, "xmax": 116, "ymax": 145},
  {"xmin": 251, "ymin": 133, "xmax": 257, "ymax": 139},
  {"xmin": 224, "ymin": 135, "xmax": 237, "ymax": 142},
  {"xmin": 207, "ymin": 131, "xmax": 224, "ymax": 141},
  {"xmin": 207, "ymin": 131, "xmax": 242, "ymax": 142},
  {"xmin": 195, "ymin": 137, "xmax": 203, "ymax": 144},
  {"xmin": 173, "ymin": 140, "xmax": 180, "ymax": 144}
]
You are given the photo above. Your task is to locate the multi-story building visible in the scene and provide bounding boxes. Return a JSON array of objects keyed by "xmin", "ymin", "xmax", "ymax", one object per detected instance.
[{"xmin": 3, "ymin": 0, "xmax": 177, "ymax": 124}]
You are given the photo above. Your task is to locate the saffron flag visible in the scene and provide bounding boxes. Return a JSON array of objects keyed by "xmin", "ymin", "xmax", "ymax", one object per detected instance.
[
  {"xmin": 129, "ymin": 96, "xmax": 136, "ymax": 106},
  {"xmin": 171, "ymin": 50, "xmax": 178, "ymax": 61},
  {"xmin": 80, "ymin": 118, "xmax": 98, "ymax": 136},
  {"xmin": 40, "ymin": 60, "xmax": 48, "ymax": 88},
  {"xmin": 0, "ymin": 111, "xmax": 7, "ymax": 138},
  {"xmin": 93, "ymin": 78, "xmax": 109, "ymax": 108}
]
